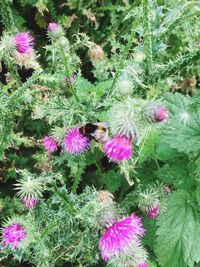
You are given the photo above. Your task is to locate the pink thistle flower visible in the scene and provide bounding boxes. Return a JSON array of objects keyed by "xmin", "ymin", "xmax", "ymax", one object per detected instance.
[
  {"xmin": 14, "ymin": 32, "xmax": 34, "ymax": 54},
  {"xmin": 99, "ymin": 214, "xmax": 145, "ymax": 261},
  {"xmin": 103, "ymin": 136, "xmax": 132, "ymax": 162},
  {"xmin": 146, "ymin": 204, "xmax": 160, "ymax": 219},
  {"xmin": 64, "ymin": 127, "xmax": 89, "ymax": 154},
  {"xmin": 47, "ymin": 22, "xmax": 58, "ymax": 32},
  {"xmin": 142, "ymin": 102, "xmax": 168, "ymax": 123},
  {"xmin": 136, "ymin": 263, "xmax": 148, "ymax": 267},
  {"xmin": 2, "ymin": 224, "xmax": 25, "ymax": 250},
  {"xmin": 43, "ymin": 136, "xmax": 57, "ymax": 153},
  {"xmin": 154, "ymin": 107, "xmax": 168, "ymax": 122},
  {"xmin": 22, "ymin": 197, "xmax": 38, "ymax": 209}
]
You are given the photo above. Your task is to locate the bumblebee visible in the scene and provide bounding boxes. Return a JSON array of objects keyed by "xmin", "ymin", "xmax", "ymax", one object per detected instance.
[{"xmin": 79, "ymin": 122, "xmax": 108, "ymax": 143}]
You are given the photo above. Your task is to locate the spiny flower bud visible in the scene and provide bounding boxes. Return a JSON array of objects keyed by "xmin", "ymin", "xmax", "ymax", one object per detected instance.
[
  {"xmin": 15, "ymin": 176, "xmax": 44, "ymax": 200},
  {"xmin": 88, "ymin": 43, "xmax": 105, "ymax": 60},
  {"xmin": 47, "ymin": 23, "xmax": 64, "ymax": 39},
  {"xmin": 22, "ymin": 197, "xmax": 39, "ymax": 209},
  {"xmin": 58, "ymin": 36, "xmax": 70, "ymax": 48},
  {"xmin": 108, "ymin": 99, "xmax": 140, "ymax": 140},
  {"xmin": 146, "ymin": 204, "xmax": 160, "ymax": 219},
  {"xmin": 142, "ymin": 102, "xmax": 168, "ymax": 123},
  {"xmin": 0, "ymin": 34, "xmax": 16, "ymax": 56},
  {"xmin": 115, "ymin": 78, "xmax": 133, "ymax": 96}
]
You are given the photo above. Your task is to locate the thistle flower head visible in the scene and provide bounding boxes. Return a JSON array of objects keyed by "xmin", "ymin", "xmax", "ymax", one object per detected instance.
[
  {"xmin": 108, "ymin": 100, "xmax": 140, "ymax": 140},
  {"xmin": 47, "ymin": 23, "xmax": 64, "ymax": 39},
  {"xmin": 103, "ymin": 136, "xmax": 132, "ymax": 162},
  {"xmin": 88, "ymin": 43, "xmax": 105, "ymax": 60},
  {"xmin": 47, "ymin": 22, "xmax": 58, "ymax": 31},
  {"xmin": 97, "ymin": 190, "xmax": 114, "ymax": 203},
  {"xmin": 1, "ymin": 216, "xmax": 33, "ymax": 251},
  {"xmin": 14, "ymin": 32, "xmax": 34, "ymax": 54},
  {"xmin": 13, "ymin": 50, "xmax": 37, "ymax": 69},
  {"xmin": 42, "ymin": 136, "xmax": 57, "ymax": 153},
  {"xmin": 146, "ymin": 204, "xmax": 160, "ymax": 219},
  {"xmin": 15, "ymin": 176, "xmax": 44, "ymax": 200},
  {"xmin": 2, "ymin": 223, "xmax": 25, "ymax": 250},
  {"xmin": 142, "ymin": 102, "xmax": 168, "ymax": 123},
  {"xmin": 22, "ymin": 197, "xmax": 39, "ymax": 209},
  {"xmin": 99, "ymin": 214, "xmax": 145, "ymax": 261},
  {"xmin": 64, "ymin": 127, "xmax": 90, "ymax": 154}
]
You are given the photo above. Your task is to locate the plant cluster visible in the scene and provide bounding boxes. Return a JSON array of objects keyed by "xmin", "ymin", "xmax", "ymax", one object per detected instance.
[{"xmin": 0, "ymin": 0, "xmax": 200, "ymax": 267}]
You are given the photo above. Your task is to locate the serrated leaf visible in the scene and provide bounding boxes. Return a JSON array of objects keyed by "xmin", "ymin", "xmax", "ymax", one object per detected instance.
[
  {"xmin": 155, "ymin": 190, "xmax": 200, "ymax": 267},
  {"xmin": 161, "ymin": 93, "xmax": 200, "ymax": 154}
]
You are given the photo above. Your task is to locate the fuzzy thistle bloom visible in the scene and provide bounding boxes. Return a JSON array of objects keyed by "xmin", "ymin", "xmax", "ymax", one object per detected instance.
[
  {"xmin": 47, "ymin": 22, "xmax": 58, "ymax": 31},
  {"xmin": 99, "ymin": 214, "xmax": 145, "ymax": 261},
  {"xmin": 64, "ymin": 127, "xmax": 90, "ymax": 154},
  {"xmin": 108, "ymin": 100, "xmax": 140, "ymax": 140},
  {"xmin": 43, "ymin": 136, "xmax": 57, "ymax": 153},
  {"xmin": 146, "ymin": 204, "xmax": 160, "ymax": 219},
  {"xmin": 14, "ymin": 32, "xmax": 34, "ymax": 54},
  {"xmin": 103, "ymin": 136, "xmax": 132, "ymax": 162},
  {"xmin": 115, "ymin": 78, "xmax": 133, "ymax": 96},
  {"xmin": 142, "ymin": 102, "xmax": 168, "ymax": 123},
  {"xmin": 22, "ymin": 197, "xmax": 39, "ymax": 209},
  {"xmin": 2, "ymin": 223, "xmax": 25, "ymax": 250}
]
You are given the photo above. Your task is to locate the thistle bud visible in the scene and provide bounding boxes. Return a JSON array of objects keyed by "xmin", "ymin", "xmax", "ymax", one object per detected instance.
[
  {"xmin": 47, "ymin": 23, "xmax": 64, "ymax": 39},
  {"xmin": 88, "ymin": 43, "xmax": 105, "ymax": 60},
  {"xmin": 115, "ymin": 78, "xmax": 133, "ymax": 96},
  {"xmin": 142, "ymin": 102, "xmax": 168, "ymax": 123}
]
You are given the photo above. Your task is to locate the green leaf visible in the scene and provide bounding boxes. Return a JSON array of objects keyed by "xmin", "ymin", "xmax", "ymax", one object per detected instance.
[
  {"xmin": 155, "ymin": 190, "xmax": 200, "ymax": 267},
  {"xmin": 101, "ymin": 170, "xmax": 123, "ymax": 193},
  {"xmin": 161, "ymin": 93, "xmax": 200, "ymax": 154}
]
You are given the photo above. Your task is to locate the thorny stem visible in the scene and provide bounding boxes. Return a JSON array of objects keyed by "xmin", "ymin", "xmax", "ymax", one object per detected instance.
[{"xmin": 60, "ymin": 49, "xmax": 80, "ymax": 103}]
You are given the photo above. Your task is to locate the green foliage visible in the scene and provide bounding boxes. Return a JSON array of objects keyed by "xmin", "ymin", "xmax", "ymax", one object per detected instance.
[{"xmin": 156, "ymin": 190, "xmax": 200, "ymax": 267}]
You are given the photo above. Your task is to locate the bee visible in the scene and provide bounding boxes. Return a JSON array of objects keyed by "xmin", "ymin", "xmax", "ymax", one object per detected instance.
[{"xmin": 79, "ymin": 122, "xmax": 108, "ymax": 143}]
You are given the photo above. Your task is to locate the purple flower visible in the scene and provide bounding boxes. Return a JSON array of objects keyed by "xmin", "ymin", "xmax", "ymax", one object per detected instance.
[
  {"xmin": 154, "ymin": 107, "xmax": 168, "ymax": 122},
  {"xmin": 103, "ymin": 136, "xmax": 132, "ymax": 162},
  {"xmin": 64, "ymin": 127, "xmax": 89, "ymax": 154},
  {"xmin": 2, "ymin": 224, "xmax": 25, "ymax": 250},
  {"xmin": 136, "ymin": 263, "xmax": 148, "ymax": 267},
  {"xmin": 14, "ymin": 32, "xmax": 34, "ymax": 54},
  {"xmin": 64, "ymin": 74, "xmax": 76, "ymax": 85},
  {"xmin": 142, "ymin": 102, "xmax": 168, "ymax": 123},
  {"xmin": 99, "ymin": 214, "xmax": 145, "ymax": 261},
  {"xmin": 47, "ymin": 22, "xmax": 58, "ymax": 32},
  {"xmin": 146, "ymin": 204, "xmax": 160, "ymax": 219},
  {"xmin": 43, "ymin": 136, "xmax": 57, "ymax": 153},
  {"xmin": 22, "ymin": 197, "xmax": 38, "ymax": 209}
]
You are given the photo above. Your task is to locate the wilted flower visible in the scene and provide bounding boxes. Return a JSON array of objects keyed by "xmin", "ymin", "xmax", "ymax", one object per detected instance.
[
  {"xmin": 64, "ymin": 127, "xmax": 89, "ymax": 154},
  {"xmin": 14, "ymin": 32, "xmax": 34, "ymax": 54},
  {"xmin": 2, "ymin": 223, "xmax": 25, "ymax": 250},
  {"xmin": 22, "ymin": 197, "xmax": 39, "ymax": 209},
  {"xmin": 103, "ymin": 136, "xmax": 132, "ymax": 162},
  {"xmin": 97, "ymin": 190, "xmax": 114, "ymax": 203},
  {"xmin": 47, "ymin": 22, "xmax": 58, "ymax": 31},
  {"xmin": 99, "ymin": 214, "xmax": 145, "ymax": 261},
  {"xmin": 142, "ymin": 102, "xmax": 168, "ymax": 123},
  {"xmin": 146, "ymin": 204, "xmax": 160, "ymax": 219},
  {"xmin": 88, "ymin": 43, "xmax": 105, "ymax": 60},
  {"xmin": 43, "ymin": 136, "xmax": 57, "ymax": 153}
]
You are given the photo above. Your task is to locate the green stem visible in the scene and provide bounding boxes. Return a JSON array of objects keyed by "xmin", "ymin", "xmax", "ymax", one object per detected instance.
[
  {"xmin": 60, "ymin": 49, "xmax": 80, "ymax": 102},
  {"xmin": 142, "ymin": 0, "xmax": 153, "ymax": 78}
]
